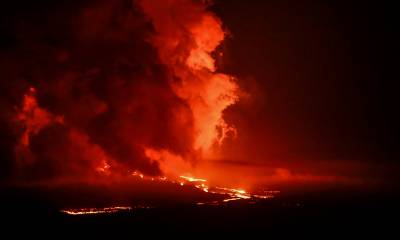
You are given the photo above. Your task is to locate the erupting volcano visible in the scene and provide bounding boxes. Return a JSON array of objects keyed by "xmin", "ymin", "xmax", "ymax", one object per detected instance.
[
  {"xmin": 0, "ymin": 0, "xmax": 397, "ymax": 235},
  {"xmin": 4, "ymin": 0, "xmax": 274, "ymax": 206},
  {"xmin": 10, "ymin": 0, "xmax": 239, "ymax": 184}
]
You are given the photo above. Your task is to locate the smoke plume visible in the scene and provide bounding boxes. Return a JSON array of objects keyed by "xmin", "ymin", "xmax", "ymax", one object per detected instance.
[{"xmin": 0, "ymin": 0, "xmax": 238, "ymax": 181}]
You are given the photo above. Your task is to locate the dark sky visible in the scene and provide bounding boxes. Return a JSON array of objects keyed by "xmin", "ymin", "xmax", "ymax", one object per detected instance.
[
  {"xmin": 0, "ymin": 0, "xmax": 398, "ymax": 182},
  {"xmin": 211, "ymin": 0, "xmax": 398, "ymax": 173}
]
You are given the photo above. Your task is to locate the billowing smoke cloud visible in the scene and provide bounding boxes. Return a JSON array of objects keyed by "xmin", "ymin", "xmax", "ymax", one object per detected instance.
[
  {"xmin": 0, "ymin": 0, "xmax": 238, "ymax": 181},
  {"xmin": 139, "ymin": 0, "xmax": 239, "ymax": 175}
]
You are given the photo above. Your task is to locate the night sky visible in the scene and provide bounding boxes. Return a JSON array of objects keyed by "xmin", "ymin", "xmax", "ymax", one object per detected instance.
[{"xmin": 213, "ymin": 0, "xmax": 398, "ymax": 180}]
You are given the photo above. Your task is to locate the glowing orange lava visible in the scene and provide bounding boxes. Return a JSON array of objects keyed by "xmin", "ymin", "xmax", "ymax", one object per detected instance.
[
  {"xmin": 61, "ymin": 206, "xmax": 137, "ymax": 215},
  {"xmin": 176, "ymin": 173, "xmax": 278, "ymax": 204},
  {"xmin": 180, "ymin": 175, "xmax": 207, "ymax": 182},
  {"xmin": 129, "ymin": 170, "xmax": 278, "ymax": 205}
]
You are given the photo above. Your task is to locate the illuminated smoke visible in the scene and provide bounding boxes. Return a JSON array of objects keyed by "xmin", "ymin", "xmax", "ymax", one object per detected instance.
[
  {"xmin": 14, "ymin": 87, "xmax": 63, "ymax": 165},
  {"xmin": 13, "ymin": 87, "xmax": 115, "ymax": 178},
  {"xmin": 140, "ymin": 0, "xmax": 239, "ymax": 173},
  {"xmin": 3, "ymin": 0, "xmax": 239, "ymax": 181},
  {"xmin": 140, "ymin": 0, "xmax": 239, "ymax": 153}
]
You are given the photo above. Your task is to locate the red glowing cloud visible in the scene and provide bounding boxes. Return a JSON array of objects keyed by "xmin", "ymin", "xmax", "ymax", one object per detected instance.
[
  {"xmin": 140, "ymin": 0, "xmax": 239, "ymax": 174},
  {"xmin": 8, "ymin": 0, "xmax": 239, "ymax": 182}
]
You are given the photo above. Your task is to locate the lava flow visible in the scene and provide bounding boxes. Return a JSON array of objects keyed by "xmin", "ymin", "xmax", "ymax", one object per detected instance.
[
  {"xmin": 61, "ymin": 206, "xmax": 133, "ymax": 215},
  {"xmin": 60, "ymin": 173, "xmax": 279, "ymax": 216},
  {"xmin": 177, "ymin": 175, "xmax": 278, "ymax": 205},
  {"xmin": 130, "ymin": 172, "xmax": 278, "ymax": 205}
]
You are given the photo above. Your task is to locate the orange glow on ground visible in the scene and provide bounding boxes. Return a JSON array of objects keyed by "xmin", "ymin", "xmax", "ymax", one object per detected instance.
[
  {"xmin": 128, "ymin": 169, "xmax": 278, "ymax": 205},
  {"xmin": 60, "ymin": 206, "xmax": 149, "ymax": 215},
  {"xmin": 180, "ymin": 175, "xmax": 207, "ymax": 182}
]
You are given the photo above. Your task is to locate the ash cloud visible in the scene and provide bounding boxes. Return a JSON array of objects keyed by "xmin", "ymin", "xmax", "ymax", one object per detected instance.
[{"xmin": 0, "ymin": 0, "xmax": 205, "ymax": 181}]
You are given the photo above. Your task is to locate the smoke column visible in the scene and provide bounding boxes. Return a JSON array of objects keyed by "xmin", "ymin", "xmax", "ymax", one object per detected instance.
[{"xmin": 140, "ymin": 0, "xmax": 239, "ymax": 175}]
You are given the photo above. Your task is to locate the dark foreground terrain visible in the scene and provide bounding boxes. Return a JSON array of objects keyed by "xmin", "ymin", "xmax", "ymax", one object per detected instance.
[{"xmin": 0, "ymin": 181, "xmax": 398, "ymax": 236}]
